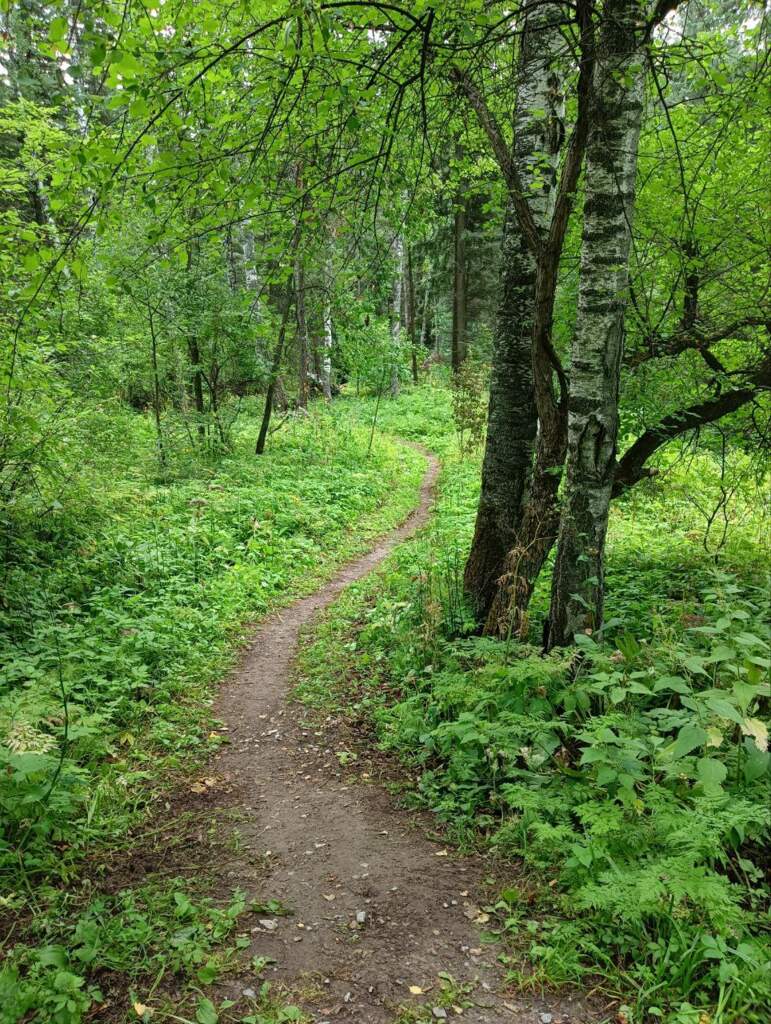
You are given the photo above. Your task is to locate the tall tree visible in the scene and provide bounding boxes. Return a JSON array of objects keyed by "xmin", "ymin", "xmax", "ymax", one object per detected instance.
[
  {"xmin": 451, "ymin": 177, "xmax": 468, "ymax": 372},
  {"xmin": 460, "ymin": 2, "xmax": 570, "ymax": 619},
  {"xmin": 390, "ymin": 235, "xmax": 404, "ymax": 398},
  {"xmin": 546, "ymin": 0, "xmax": 647, "ymax": 647}
]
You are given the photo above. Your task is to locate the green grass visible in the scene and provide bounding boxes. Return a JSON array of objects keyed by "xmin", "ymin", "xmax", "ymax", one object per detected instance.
[
  {"xmin": 295, "ymin": 381, "xmax": 770, "ymax": 1024},
  {"xmin": 0, "ymin": 395, "xmax": 425, "ymax": 1023}
]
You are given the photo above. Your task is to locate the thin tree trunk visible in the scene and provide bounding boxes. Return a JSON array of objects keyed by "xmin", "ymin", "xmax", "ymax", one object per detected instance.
[
  {"xmin": 405, "ymin": 246, "xmax": 418, "ymax": 383},
  {"xmin": 451, "ymin": 187, "xmax": 467, "ymax": 372},
  {"xmin": 295, "ymin": 255, "xmax": 309, "ymax": 410},
  {"xmin": 185, "ymin": 233, "xmax": 206, "ymax": 443},
  {"xmin": 322, "ymin": 255, "xmax": 334, "ymax": 400},
  {"xmin": 419, "ymin": 262, "xmax": 433, "ymax": 351},
  {"xmin": 547, "ymin": 0, "xmax": 645, "ymax": 649},
  {"xmin": 256, "ymin": 285, "xmax": 294, "ymax": 455},
  {"xmin": 390, "ymin": 235, "xmax": 404, "ymax": 398},
  {"xmin": 463, "ymin": 4, "xmax": 566, "ymax": 620},
  {"xmin": 148, "ymin": 306, "xmax": 166, "ymax": 470}
]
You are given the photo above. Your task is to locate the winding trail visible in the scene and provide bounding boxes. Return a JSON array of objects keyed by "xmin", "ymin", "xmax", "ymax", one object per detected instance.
[{"xmin": 194, "ymin": 447, "xmax": 587, "ymax": 1023}]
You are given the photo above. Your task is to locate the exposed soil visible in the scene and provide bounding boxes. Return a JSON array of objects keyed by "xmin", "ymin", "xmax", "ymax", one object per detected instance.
[{"xmin": 177, "ymin": 447, "xmax": 596, "ymax": 1023}]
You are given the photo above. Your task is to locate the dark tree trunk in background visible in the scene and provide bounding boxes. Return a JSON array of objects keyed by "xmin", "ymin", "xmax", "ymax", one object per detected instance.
[
  {"xmin": 256, "ymin": 285, "xmax": 294, "ymax": 455},
  {"xmin": 295, "ymin": 255, "xmax": 309, "ymax": 410},
  {"xmin": 185, "ymin": 234, "xmax": 206, "ymax": 442},
  {"xmin": 451, "ymin": 189, "xmax": 467, "ymax": 372},
  {"xmin": 148, "ymin": 306, "xmax": 166, "ymax": 469},
  {"xmin": 547, "ymin": 0, "xmax": 645, "ymax": 648},
  {"xmin": 405, "ymin": 246, "xmax": 418, "ymax": 383},
  {"xmin": 390, "ymin": 235, "xmax": 404, "ymax": 398},
  {"xmin": 321, "ymin": 255, "xmax": 334, "ymax": 400},
  {"xmin": 419, "ymin": 262, "xmax": 433, "ymax": 353}
]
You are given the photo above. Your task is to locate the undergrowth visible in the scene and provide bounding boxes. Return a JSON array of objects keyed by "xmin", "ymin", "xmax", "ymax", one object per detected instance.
[
  {"xmin": 296, "ymin": 382, "xmax": 770, "ymax": 1024},
  {"xmin": 0, "ymin": 396, "xmax": 424, "ymax": 1023}
]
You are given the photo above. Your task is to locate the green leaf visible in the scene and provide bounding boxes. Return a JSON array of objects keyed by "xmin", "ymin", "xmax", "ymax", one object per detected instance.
[
  {"xmin": 670, "ymin": 723, "xmax": 707, "ymax": 759},
  {"xmin": 705, "ymin": 695, "xmax": 744, "ymax": 726},
  {"xmin": 195, "ymin": 997, "xmax": 218, "ymax": 1024},
  {"xmin": 196, "ymin": 960, "xmax": 219, "ymax": 984},
  {"xmin": 48, "ymin": 17, "xmax": 69, "ymax": 43},
  {"xmin": 697, "ymin": 757, "xmax": 727, "ymax": 792}
]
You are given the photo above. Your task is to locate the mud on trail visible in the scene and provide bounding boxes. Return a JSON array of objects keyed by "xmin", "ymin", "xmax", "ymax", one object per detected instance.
[{"xmin": 169, "ymin": 448, "xmax": 593, "ymax": 1023}]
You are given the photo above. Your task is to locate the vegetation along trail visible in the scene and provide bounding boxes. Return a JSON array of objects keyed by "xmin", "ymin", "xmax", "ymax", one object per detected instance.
[
  {"xmin": 3, "ymin": 2, "xmax": 768, "ymax": 1022},
  {"xmin": 181, "ymin": 446, "xmax": 579, "ymax": 1022}
]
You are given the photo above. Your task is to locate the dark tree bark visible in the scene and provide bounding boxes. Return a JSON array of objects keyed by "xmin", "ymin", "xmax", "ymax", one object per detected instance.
[
  {"xmin": 451, "ymin": 188, "xmax": 467, "ymax": 372},
  {"xmin": 185, "ymin": 235, "xmax": 206, "ymax": 443},
  {"xmin": 406, "ymin": 245, "xmax": 419, "ymax": 383},
  {"xmin": 463, "ymin": 210, "xmax": 539, "ymax": 618},
  {"xmin": 295, "ymin": 254, "xmax": 309, "ymax": 410},
  {"xmin": 547, "ymin": 0, "xmax": 645, "ymax": 648},
  {"xmin": 483, "ymin": 0, "xmax": 593, "ymax": 638},
  {"xmin": 147, "ymin": 304, "xmax": 166, "ymax": 470},
  {"xmin": 390, "ymin": 235, "xmax": 404, "ymax": 398},
  {"xmin": 256, "ymin": 285, "xmax": 294, "ymax": 455},
  {"xmin": 462, "ymin": 3, "xmax": 567, "ymax": 620}
]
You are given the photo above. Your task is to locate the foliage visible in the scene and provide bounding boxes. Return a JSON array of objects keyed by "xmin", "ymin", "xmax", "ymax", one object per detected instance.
[
  {"xmin": 0, "ymin": 396, "xmax": 424, "ymax": 1022},
  {"xmin": 0, "ymin": 878, "xmax": 308, "ymax": 1024},
  {"xmin": 450, "ymin": 360, "xmax": 488, "ymax": 455},
  {"xmin": 296, "ymin": 384, "xmax": 770, "ymax": 1024}
]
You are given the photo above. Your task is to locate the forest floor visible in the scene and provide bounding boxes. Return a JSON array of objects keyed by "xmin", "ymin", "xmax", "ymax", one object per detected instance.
[{"xmin": 137, "ymin": 446, "xmax": 594, "ymax": 1023}]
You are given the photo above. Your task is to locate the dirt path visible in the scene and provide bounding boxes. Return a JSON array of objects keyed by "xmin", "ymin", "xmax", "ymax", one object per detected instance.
[{"xmin": 193, "ymin": 448, "xmax": 588, "ymax": 1023}]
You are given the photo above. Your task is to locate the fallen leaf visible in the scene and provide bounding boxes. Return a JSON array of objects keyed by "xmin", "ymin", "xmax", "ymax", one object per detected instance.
[
  {"xmin": 133, "ymin": 1004, "xmax": 151, "ymax": 1019},
  {"xmin": 409, "ymin": 986, "xmax": 424, "ymax": 995}
]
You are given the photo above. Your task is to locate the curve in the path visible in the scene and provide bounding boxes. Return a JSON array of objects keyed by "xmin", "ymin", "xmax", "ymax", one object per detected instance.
[{"xmin": 203, "ymin": 445, "xmax": 589, "ymax": 1024}]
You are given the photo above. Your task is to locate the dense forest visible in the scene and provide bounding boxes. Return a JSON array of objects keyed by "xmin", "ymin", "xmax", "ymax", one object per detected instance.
[{"xmin": 0, "ymin": 2, "xmax": 768, "ymax": 1023}]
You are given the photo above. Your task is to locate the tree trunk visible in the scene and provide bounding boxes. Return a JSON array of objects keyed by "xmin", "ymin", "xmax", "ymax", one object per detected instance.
[
  {"xmin": 405, "ymin": 246, "xmax": 418, "ymax": 383},
  {"xmin": 463, "ymin": 211, "xmax": 537, "ymax": 618},
  {"xmin": 463, "ymin": 4, "xmax": 566, "ymax": 621},
  {"xmin": 148, "ymin": 306, "xmax": 166, "ymax": 470},
  {"xmin": 185, "ymin": 234, "xmax": 206, "ymax": 443},
  {"xmin": 390, "ymin": 235, "xmax": 403, "ymax": 398},
  {"xmin": 419, "ymin": 262, "xmax": 433, "ymax": 351},
  {"xmin": 321, "ymin": 256, "xmax": 334, "ymax": 400},
  {"xmin": 256, "ymin": 285, "xmax": 294, "ymax": 455},
  {"xmin": 547, "ymin": 0, "xmax": 645, "ymax": 649},
  {"xmin": 295, "ymin": 254, "xmax": 309, "ymax": 410},
  {"xmin": 451, "ymin": 189, "xmax": 467, "ymax": 372},
  {"xmin": 484, "ymin": 426, "xmax": 565, "ymax": 638}
]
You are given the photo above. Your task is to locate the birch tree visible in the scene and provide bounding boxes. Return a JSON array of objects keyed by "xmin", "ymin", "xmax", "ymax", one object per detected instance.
[
  {"xmin": 547, "ymin": 0, "xmax": 647, "ymax": 648},
  {"xmin": 460, "ymin": 2, "xmax": 569, "ymax": 618}
]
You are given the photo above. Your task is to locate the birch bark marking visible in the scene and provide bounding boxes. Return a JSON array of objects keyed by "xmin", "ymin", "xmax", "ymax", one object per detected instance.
[
  {"xmin": 547, "ymin": 0, "xmax": 645, "ymax": 648},
  {"xmin": 463, "ymin": 3, "xmax": 566, "ymax": 619}
]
